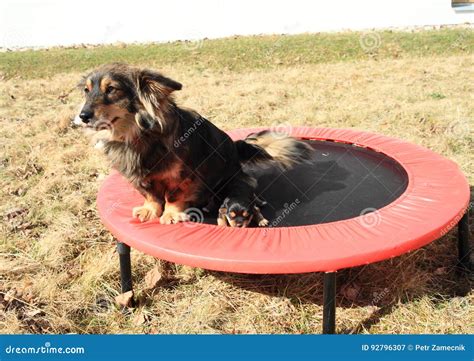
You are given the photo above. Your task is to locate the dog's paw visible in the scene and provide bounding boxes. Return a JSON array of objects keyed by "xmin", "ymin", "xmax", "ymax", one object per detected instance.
[
  {"xmin": 217, "ymin": 218, "xmax": 228, "ymax": 227},
  {"xmin": 159, "ymin": 211, "xmax": 190, "ymax": 225},
  {"xmin": 258, "ymin": 218, "xmax": 269, "ymax": 227},
  {"xmin": 132, "ymin": 204, "xmax": 162, "ymax": 222}
]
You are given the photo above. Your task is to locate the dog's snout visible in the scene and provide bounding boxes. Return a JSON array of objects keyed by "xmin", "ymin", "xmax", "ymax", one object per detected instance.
[{"xmin": 79, "ymin": 109, "xmax": 94, "ymax": 123}]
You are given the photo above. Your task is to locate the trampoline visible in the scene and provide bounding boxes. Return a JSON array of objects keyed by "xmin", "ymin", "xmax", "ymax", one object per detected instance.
[{"xmin": 97, "ymin": 127, "xmax": 471, "ymax": 333}]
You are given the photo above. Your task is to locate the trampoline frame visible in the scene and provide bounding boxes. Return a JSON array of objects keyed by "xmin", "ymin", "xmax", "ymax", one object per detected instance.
[
  {"xmin": 97, "ymin": 127, "xmax": 472, "ymax": 333},
  {"xmin": 115, "ymin": 211, "xmax": 470, "ymax": 334}
]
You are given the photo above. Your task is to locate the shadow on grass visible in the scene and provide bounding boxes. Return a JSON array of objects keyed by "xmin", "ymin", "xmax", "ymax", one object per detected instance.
[{"xmin": 210, "ymin": 187, "xmax": 473, "ymax": 334}]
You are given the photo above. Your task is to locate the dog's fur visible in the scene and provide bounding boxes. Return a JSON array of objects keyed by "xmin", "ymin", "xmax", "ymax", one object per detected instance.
[
  {"xmin": 77, "ymin": 63, "xmax": 313, "ymax": 224},
  {"xmin": 217, "ymin": 174, "xmax": 269, "ymax": 228}
]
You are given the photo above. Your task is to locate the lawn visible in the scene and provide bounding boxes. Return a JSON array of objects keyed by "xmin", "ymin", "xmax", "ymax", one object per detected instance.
[{"xmin": 0, "ymin": 28, "xmax": 473, "ymax": 334}]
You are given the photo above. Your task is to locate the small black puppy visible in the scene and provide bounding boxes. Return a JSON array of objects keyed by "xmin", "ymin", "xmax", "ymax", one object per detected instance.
[{"xmin": 217, "ymin": 175, "xmax": 269, "ymax": 228}]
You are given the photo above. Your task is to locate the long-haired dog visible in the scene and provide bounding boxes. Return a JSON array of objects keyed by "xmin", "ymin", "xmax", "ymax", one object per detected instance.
[{"xmin": 77, "ymin": 63, "xmax": 313, "ymax": 224}]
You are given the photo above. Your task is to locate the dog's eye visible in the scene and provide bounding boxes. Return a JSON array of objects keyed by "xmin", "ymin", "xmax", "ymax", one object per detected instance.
[
  {"xmin": 84, "ymin": 87, "xmax": 89, "ymax": 94},
  {"xmin": 106, "ymin": 86, "xmax": 115, "ymax": 94}
]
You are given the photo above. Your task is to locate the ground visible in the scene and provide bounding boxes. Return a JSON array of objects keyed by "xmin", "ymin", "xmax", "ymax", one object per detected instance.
[{"xmin": 0, "ymin": 28, "xmax": 473, "ymax": 334}]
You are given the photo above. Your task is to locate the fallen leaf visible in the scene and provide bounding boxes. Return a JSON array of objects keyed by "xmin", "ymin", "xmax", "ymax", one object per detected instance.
[
  {"xmin": 115, "ymin": 291, "xmax": 134, "ymax": 307},
  {"xmin": 132, "ymin": 311, "xmax": 149, "ymax": 326},
  {"xmin": 145, "ymin": 266, "xmax": 163, "ymax": 290}
]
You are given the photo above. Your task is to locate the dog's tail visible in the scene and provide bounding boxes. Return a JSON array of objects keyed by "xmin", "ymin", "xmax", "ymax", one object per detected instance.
[{"xmin": 235, "ymin": 130, "xmax": 314, "ymax": 170}]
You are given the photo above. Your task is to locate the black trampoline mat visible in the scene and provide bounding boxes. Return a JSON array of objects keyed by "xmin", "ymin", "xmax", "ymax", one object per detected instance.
[{"xmin": 203, "ymin": 140, "xmax": 408, "ymax": 227}]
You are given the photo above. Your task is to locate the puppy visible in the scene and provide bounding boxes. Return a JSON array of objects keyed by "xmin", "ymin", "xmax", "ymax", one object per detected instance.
[
  {"xmin": 218, "ymin": 202, "xmax": 268, "ymax": 228},
  {"xmin": 76, "ymin": 63, "xmax": 313, "ymax": 224},
  {"xmin": 217, "ymin": 175, "xmax": 269, "ymax": 228}
]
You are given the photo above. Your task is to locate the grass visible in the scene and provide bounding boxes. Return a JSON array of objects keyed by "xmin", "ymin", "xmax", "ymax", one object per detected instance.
[
  {"xmin": 0, "ymin": 28, "xmax": 473, "ymax": 334},
  {"xmin": 0, "ymin": 28, "xmax": 473, "ymax": 79},
  {"xmin": 428, "ymin": 92, "xmax": 447, "ymax": 100}
]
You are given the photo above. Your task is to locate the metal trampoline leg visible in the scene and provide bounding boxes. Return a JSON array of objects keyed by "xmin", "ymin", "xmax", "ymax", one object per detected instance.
[
  {"xmin": 117, "ymin": 242, "xmax": 133, "ymax": 293},
  {"xmin": 323, "ymin": 272, "xmax": 336, "ymax": 334},
  {"xmin": 458, "ymin": 211, "xmax": 471, "ymax": 275}
]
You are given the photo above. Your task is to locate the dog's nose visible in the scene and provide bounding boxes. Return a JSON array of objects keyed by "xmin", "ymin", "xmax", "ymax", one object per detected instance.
[{"xmin": 79, "ymin": 109, "xmax": 94, "ymax": 123}]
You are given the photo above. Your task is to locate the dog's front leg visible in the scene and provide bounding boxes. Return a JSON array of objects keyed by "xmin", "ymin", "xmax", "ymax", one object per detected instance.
[
  {"xmin": 254, "ymin": 206, "xmax": 269, "ymax": 227},
  {"xmin": 217, "ymin": 207, "xmax": 228, "ymax": 227},
  {"xmin": 132, "ymin": 193, "xmax": 164, "ymax": 222},
  {"xmin": 132, "ymin": 181, "xmax": 165, "ymax": 222},
  {"xmin": 159, "ymin": 200, "xmax": 190, "ymax": 225},
  {"xmin": 159, "ymin": 185, "xmax": 191, "ymax": 224}
]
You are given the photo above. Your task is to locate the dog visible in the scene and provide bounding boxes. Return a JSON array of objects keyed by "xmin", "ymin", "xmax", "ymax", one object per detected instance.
[
  {"xmin": 76, "ymin": 63, "xmax": 313, "ymax": 224},
  {"xmin": 218, "ymin": 203, "xmax": 268, "ymax": 228},
  {"xmin": 217, "ymin": 174, "xmax": 269, "ymax": 228}
]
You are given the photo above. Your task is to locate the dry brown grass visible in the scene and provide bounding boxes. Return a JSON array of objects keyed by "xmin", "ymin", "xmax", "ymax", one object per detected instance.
[{"xmin": 0, "ymin": 44, "xmax": 473, "ymax": 334}]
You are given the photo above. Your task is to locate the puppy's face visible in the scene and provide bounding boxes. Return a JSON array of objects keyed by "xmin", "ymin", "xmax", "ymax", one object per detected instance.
[
  {"xmin": 76, "ymin": 63, "xmax": 182, "ymax": 141},
  {"xmin": 220, "ymin": 203, "xmax": 253, "ymax": 228}
]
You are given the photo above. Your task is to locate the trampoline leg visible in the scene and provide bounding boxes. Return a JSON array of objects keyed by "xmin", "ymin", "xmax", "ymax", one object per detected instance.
[
  {"xmin": 117, "ymin": 242, "xmax": 133, "ymax": 293},
  {"xmin": 323, "ymin": 272, "xmax": 336, "ymax": 334},
  {"xmin": 457, "ymin": 211, "xmax": 471, "ymax": 275}
]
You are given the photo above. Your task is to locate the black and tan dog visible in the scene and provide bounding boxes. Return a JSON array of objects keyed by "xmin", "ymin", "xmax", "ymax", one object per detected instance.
[
  {"xmin": 77, "ymin": 63, "xmax": 313, "ymax": 224},
  {"xmin": 217, "ymin": 174, "xmax": 269, "ymax": 228}
]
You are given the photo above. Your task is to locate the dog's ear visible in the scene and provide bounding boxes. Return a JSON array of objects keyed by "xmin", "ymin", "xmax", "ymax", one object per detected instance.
[
  {"xmin": 135, "ymin": 69, "xmax": 182, "ymax": 130},
  {"xmin": 136, "ymin": 69, "xmax": 182, "ymax": 100}
]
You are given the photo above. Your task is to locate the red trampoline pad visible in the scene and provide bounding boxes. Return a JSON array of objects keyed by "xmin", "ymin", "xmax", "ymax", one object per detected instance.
[{"xmin": 97, "ymin": 127, "xmax": 469, "ymax": 274}]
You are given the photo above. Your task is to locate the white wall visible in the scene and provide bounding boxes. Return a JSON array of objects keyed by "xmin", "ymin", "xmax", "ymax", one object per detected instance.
[{"xmin": 0, "ymin": 0, "xmax": 472, "ymax": 48}]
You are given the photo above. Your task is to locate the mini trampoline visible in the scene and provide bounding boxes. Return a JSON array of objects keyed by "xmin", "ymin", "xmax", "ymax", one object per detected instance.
[{"xmin": 97, "ymin": 127, "xmax": 471, "ymax": 333}]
